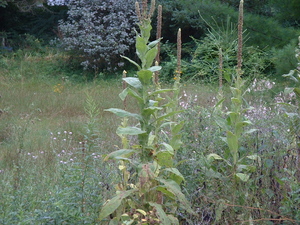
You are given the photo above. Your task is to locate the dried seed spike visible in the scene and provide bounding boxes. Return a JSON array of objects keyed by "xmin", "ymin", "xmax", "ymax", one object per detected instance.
[
  {"xmin": 142, "ymin": 0, "xmax": 148, "ymax": 19},
  {"xmin": 154, "ymin": 61, "xmax": 159, "ymax": 85},
  {"xmin": 135, "ymin": 1, "xmax": 142, "ymax": 22},
  {"xmin": 155, "ymin": 5, "xmax": 162, "ymax": 65},
  {"xmin": 237, "ymin": 0, "xmax": 244, "ymax": 76},
  {"xmin": 148, "ymin": 0, "xmax": 156, "ymax": 19},
  {"xmin": 177, "ymin": 28, "xmax": 182, "ymax": 78}
]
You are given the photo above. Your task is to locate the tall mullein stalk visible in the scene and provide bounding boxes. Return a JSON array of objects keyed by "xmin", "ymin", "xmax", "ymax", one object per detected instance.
[
  {"xmin": 172, "ymin": 28, "xmax": 182, "ymax": 114},
  {"xmin": 219, "ymin": 48, "xmax": 223, "ymax": 90},
  {"xmin": 237, "ymin": 0, "xmax": 244, "ymax": 81},
  {"xmin": 176, "ymin": 28, "xmax": 182, "ymax": 84},
  {"xmin": 122, "ymin": 70, "xmax": 127, "ymax": 110},
  {"xmin": 100, "ymin": 1, "xmax": 194, "ymax": 223},
  {"xmin": 216, "ymin": 48, "xmax": 224, "ymax": 110},
  {"xmin": 154, "ymin": 4, "xmax": 162, "ymax": 85}
]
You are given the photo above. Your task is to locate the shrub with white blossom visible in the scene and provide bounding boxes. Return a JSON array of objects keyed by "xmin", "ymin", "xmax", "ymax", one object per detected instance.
[{"xmin": 58, "ymin": 0, "xmax": 137, "ymax": 71}]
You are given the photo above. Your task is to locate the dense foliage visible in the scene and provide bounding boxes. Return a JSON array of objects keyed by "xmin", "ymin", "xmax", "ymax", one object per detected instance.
[{"xmin": 57, "ymin": 0, "xmax": 137, "ymax": 71}]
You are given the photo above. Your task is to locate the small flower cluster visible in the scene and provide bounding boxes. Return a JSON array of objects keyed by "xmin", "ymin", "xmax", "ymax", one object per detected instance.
[
  {"xmin": 247, "ymin": 78, "xmax": 275, "ymax": 92},
  {"xmin": 50, "ymin": 130, "xmax": 102, "ymax": 164},
  {"xmin": 53, "ymin": 83, "xmax": 64, "ymax": 93},
  {"xmin": 179, "ymin": 90, "xmax": 198, "ymax": 109}
]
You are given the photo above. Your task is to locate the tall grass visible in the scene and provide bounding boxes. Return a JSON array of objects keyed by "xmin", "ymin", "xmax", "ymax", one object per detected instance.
[{"xmin": 0, "ymin": 30, "xmax": 299, "ymax": 225}]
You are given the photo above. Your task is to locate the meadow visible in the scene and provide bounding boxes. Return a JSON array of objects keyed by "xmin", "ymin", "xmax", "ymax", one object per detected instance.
[{"xmin": 0, "ymin": 44, "xmax": 299, "ymax": 224}]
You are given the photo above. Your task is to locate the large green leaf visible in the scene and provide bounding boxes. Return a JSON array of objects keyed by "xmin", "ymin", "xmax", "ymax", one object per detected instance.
[
  {"xmin": 126, "ymin": 88, "xmax": 143, "ymax": 104},
  {"xmin": 99, "ymin": 189, "xmax": 135, "ymax": 220},
  {"xmin": 226, "ymin": 131, "xmax": 238, "ymax": 163},
  {"xmin": 148, "ymin": 39, "xmax": 161, "ymax": 48},
  {"xmin": 148, "ymin": 202, "xmax": 171, "ymax": 225},
  {"xmin": 120, "ymin": 55, "xmax": 141, "ymax": 70},
  {"xmin": 164, "ymin": 168, "xmax": 185, "ymax": 184},
  {"xmin": 155, "ymin": 151, "xmax": 173, "ymax": 167},
  {"xmin": 117, "ymin": 127, "xmax": 146, "ymax": 135},
  {"xmin": 235, "ymin": 120, "xmax": 252, "ymax": 135},
  {"xmin": 162, "ymin": 143, "xmax": 174, "ymax": 155},
  {"xmin": 157, "ymin": 178, "xmax": 195, "ymax": 215},
  {"xmin": 137, "ymin": 69, "xmax": 153, "ymax": 86},
  {"xmin": 139, "ymin": 22, "xmax": 152, "ymax": 42},
  {"xmin": 144, "ymin": 46, "xmax": 158, "ymax": 69},
  {"xmin": 123, "ymin": 77, "xmax": 142, "ymax": 89},
  {"xmin": 104, "ymin": 149, "xmax": 138, "ymax": 161},
  {"xmin": 171, "ymin": 121, "xmax": 184, "ymax": 135},
  {"xmin": 105, "ymin": 108, "xmax": 142, "ymax": 120},
  {"xmin": 148, "ymin": 66, "xmax": 162, "ymax": 72},
  {"xmin": 235, "ymin": 172, "xmax": 250, "ymax": 182},
  {"xmin": 169, "ymin": 134, "xmax": 183, "ymax": 151},
  {"xmin": 136, "ymin": 35, "xmax": 147, "ymax": 59},
  {"xmin": 142, "ymin": 107, "xmax": 162, "ymax": 118}
]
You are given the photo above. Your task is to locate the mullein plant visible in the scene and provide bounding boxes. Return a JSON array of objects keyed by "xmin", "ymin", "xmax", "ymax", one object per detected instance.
[
  {"xmin": 99, "ymin": 0, "xmax": 194, "ymax": 224},
  {"xmin": 210, "ymin": 0, "xmax": 259, "ymax": 221}
]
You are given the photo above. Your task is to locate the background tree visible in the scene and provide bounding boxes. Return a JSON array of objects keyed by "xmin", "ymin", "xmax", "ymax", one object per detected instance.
[{"xmin": 57, "ymin": 0, "xmax": 137, "ymax": 71}]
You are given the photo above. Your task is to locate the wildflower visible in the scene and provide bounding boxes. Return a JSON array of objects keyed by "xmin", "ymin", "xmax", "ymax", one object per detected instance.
[{"xmin": 53, "ymin": 83, "xmax": 64, "ymax": 93}]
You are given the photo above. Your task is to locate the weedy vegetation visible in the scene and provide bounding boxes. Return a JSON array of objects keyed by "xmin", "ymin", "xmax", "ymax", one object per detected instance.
[{"xmin": 0, "ymin": 0, "xmax": 300, "ymax": 224}]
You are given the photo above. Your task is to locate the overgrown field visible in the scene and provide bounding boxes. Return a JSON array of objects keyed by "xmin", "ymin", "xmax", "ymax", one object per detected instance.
[{"xmin": 0, "ymin": 48, "xmax": 299, "ymax": 224}]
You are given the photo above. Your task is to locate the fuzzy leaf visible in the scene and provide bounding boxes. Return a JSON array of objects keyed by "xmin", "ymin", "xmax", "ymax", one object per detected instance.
[
  {"xmin": 162, "ymin": 143, "xmax": 174, "ymax": 155},
  {"xmin": 137, "ymin": 69, "xmax": 153, "ymax": 86},
  {"xmin": 169, "ymin": 134, "xmax": 183, "ymax": 151},
  {"xmin": 104, "ymin": 149, "xmax": 138, "ymax": 161},
  {"xmin": 105, "ymin": 108, "xmax": 142, "ymax": 120},
  {"xmin": 121, "ymin": 55, "xmax": 141, "ymax": 70},
  {"xmin": 136, "ymin": 35, "xmax": 147, "ymax": 59},
  {"xmin": 142, "ymin": 107, "xmax": 162, "ymax": 118},
  {"xmin": 148, "ymin": 39, "xmax": 161, "ymax": 48},
  {"xmin": 99, "ymin": 189, "xmax": 135, "ymax": 220},
  {"xmin": 235, "ymin": 173, "xmax": 250, "ymax": 182},
  {"xmin": 127, "ymin": 89, "xmax": 143, "ymax": 104},
  {"xmin": 155, "ymin": 151, "xmax": 173, "ymax": 167},
  {"xmin": 119, "ymin": 87, "xmax": 129, "ymax": 101},
  {"xmin": 156, "ymin": 186, "xmax": 176, "ymax": 200},
  {"xmin": 164, "ymin": 168, "xmax": 185, "ymax": 184},
  {"xmin": 157, "ymin": 178, "xmax": 195, "ymax": 215},
  {"xmin": 144, "ymin": 46, "xmax": 158, "ymax": 69},
  {"xmin": 148, "ymin": 66, "xmax": 162, "ymax": 72},
  {"xmin": 226, "ymin": 131, "xmax": 238, "ymax": 164},
  {"xmin": 117, "ymin": 127, "xmax": 146, "ymax": 135},
  {"xmin": 123, "ymin": 77, "xmax": 142, "ymax": 89}
]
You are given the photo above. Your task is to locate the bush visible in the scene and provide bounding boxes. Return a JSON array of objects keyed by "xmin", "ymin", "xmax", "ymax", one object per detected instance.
[
  {"xmin": 58, "ymin": 0, "xmax": 137, "ymax": 71},
  {"xmin": 272, "ymin": 40, "xmax": 299, "ymax": 77}
]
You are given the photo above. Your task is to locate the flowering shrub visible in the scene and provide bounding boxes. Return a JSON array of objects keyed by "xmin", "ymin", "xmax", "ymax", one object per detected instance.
[{"xmin": 58, "ymin": 0, "xmax": 137, "ymax": 71}]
